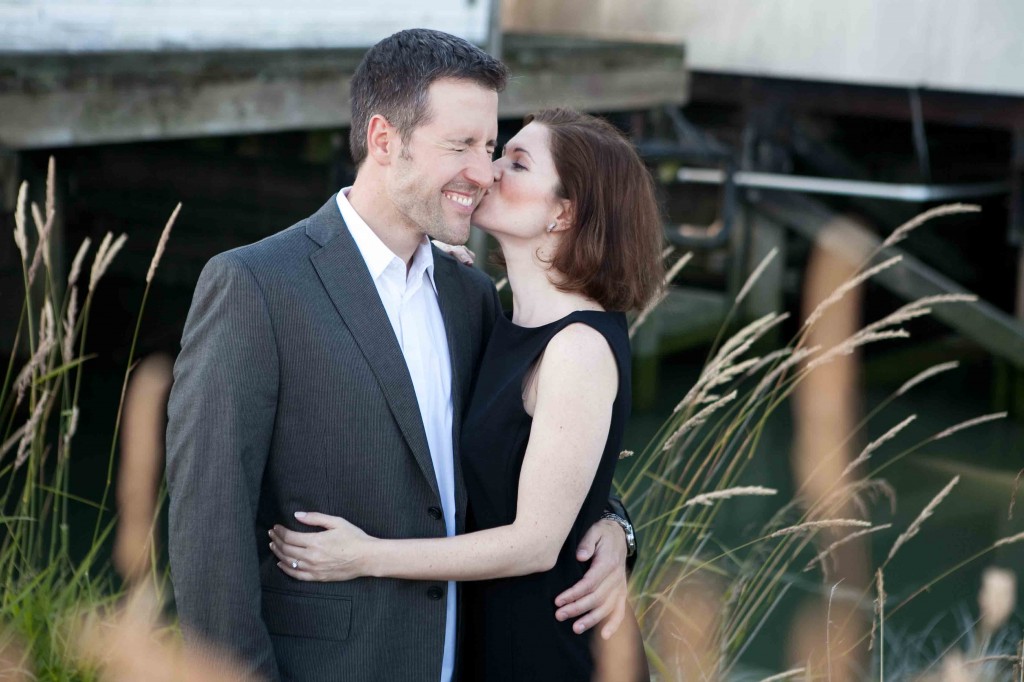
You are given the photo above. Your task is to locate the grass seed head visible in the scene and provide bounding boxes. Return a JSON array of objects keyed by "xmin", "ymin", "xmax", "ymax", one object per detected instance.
[
  {"xmin": 146, "ymin": 203, "xmax": 181, "ymax": 284},
  {"xmin": 887, "ymin": 476, "xmax": 959, "ymax": 564}
]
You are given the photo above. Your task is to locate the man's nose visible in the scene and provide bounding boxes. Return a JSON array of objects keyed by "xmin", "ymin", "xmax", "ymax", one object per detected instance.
[{"xmin": 464, "ymin": 151, "xmax": 494, "ymax": 189}]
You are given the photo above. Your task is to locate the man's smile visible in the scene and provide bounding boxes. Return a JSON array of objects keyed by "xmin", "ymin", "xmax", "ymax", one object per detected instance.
[{"xmin": 442, "ymin": 189, "xmax": 477, "ymax": 212}]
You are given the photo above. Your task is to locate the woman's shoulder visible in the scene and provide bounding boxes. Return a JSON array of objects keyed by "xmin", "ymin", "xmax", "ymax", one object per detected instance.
[
  {"xmin": 525, "ymin": 321, "xmax": 619, "ymax": 423},
  {"xmin": 543, "ymin": 320, "xmax": 619, "ymax": 383},
  {"xmin": 553, "ymin": 311, "xmax": 629, "ymax": 356}
]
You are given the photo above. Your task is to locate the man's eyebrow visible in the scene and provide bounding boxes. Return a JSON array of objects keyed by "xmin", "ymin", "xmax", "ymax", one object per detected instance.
[
  {"xmin": 446, "ymin": 137, "xmax": 497, "ymax": 147},
  {"xmin": 503, "ymin": 145, "xmax": 533, "ymax": 159}
]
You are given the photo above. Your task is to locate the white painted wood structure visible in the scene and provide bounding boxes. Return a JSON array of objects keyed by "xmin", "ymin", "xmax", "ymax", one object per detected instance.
[
  {"xmin": 503, "ymin": 0, "xmax": 1024, "ymax": 97},
  {"xmin": 1, "ymin": 0, "xmax": 493, "ymax": 52}
]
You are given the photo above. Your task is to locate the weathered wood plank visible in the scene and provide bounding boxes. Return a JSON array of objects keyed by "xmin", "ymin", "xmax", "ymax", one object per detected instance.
[{"xmin": 0, "ymin": 39, "xmax": 686, "ymax": 149}]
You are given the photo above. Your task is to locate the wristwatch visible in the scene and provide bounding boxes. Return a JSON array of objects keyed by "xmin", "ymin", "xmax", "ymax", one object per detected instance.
[{"xmin": 601, "ymin": 511, "xmax": 636, "ymax": 558}]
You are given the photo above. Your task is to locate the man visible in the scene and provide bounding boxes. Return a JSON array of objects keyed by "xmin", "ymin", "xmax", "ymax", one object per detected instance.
[{"xmin": 166, "ymin": 28, "xmax": 634, "ymax": 682}]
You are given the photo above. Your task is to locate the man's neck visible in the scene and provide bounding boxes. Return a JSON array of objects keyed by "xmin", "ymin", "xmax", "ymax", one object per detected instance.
[{"xmin": 346, "ymin": 175, "xmax": 423, "ymax": 268}]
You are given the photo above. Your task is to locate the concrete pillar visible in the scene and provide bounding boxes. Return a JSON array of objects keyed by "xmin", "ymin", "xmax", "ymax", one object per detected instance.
[
  {"xmin": 0, "ymin": 148, "xmax": 18, "ymax": 211},
  {"xmin": 742, "ymin": 208, "xmax": 787, "ymax": 348},
  {"xmin": 1009, "ymin": 128, "xmax": 1024, "ymax": 419},
  {"xmin": 1012, "ymin": 127, "xmax": 1023, "ymax": 320},
  {"xmin": 1, "ymin": 148, "xmax": 23, "ymax": 357}
]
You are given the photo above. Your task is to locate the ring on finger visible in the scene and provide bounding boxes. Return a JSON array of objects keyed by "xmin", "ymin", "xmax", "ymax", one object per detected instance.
[{"xmin": 290, "ymin": 559, "xmax": 299, "ymax": 570}]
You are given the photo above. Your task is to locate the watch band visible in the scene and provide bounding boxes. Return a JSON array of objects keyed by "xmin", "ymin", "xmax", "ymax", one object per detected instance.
[{"xmin": 601, "ymin": 511, "xmax": 636, "ymax": 558}]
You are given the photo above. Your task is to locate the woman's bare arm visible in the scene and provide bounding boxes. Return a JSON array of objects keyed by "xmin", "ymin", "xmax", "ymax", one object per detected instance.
[{"xmin": 269, "ymin": 323, "xmax": 617, "ymax": 583}]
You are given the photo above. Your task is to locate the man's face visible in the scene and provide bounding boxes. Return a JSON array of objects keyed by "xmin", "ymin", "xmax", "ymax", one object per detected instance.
[{"xmin": 387, "ymin": 78, "xmax": 499, "ymax": 245}]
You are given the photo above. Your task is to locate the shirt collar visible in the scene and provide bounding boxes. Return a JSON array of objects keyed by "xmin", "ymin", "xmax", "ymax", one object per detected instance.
[{"xmin": 336, "ymin": 188, "xmax": 437, "ymax": 293}]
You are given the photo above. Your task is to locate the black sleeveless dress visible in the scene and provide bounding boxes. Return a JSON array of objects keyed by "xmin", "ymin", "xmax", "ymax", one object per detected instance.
[{"xmin": 459, "ymin": 310, "xmax": 632, "ymax": 681}]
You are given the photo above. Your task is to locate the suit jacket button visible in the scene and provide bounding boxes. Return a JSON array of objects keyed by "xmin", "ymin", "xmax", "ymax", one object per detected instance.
[
  {"xmin": 428, "ymin": 506, "xmax": 443, "ymax": 520},
  {"xmin": 427, "ymin": 586, "xmax": 444, "ymax": 601}
]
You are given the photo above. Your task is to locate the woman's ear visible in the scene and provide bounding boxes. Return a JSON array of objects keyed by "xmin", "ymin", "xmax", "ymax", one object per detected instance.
[
  {"xmin": 551, "ymin": 199, "xmax": 574, "ymax": 232},
  {"xmin": 366, "ymin": 115, "xmax": 395, "ymax": 166}
]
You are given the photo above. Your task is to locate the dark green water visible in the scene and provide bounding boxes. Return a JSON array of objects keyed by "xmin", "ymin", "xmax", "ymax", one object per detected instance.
[{"xmin": 620, "ymin": 343, "xmax": 1024, "ymax": 675}]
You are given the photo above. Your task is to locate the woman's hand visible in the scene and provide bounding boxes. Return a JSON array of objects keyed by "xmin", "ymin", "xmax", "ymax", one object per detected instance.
[
  {"xmin": 431, "ymin": 240, "xmax": 476, "ymax": 266},
  {"xmin": 554, "ymin": 518, "xmax": 629, "ymax": 639},
  {"xmin": 268, "ymin": 511, "xmax": 375, "ymax": 582}
]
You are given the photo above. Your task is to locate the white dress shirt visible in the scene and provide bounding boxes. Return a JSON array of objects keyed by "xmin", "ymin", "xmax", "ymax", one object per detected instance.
[{"xmin": 336, "ymin": 189, "xmax": 457, "ymax": 682}]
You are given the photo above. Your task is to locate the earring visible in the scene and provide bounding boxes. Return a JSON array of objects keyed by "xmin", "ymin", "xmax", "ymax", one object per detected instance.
[{"xmin": 546, "ymin": 222, "xmax": 557, "ymax": 233}]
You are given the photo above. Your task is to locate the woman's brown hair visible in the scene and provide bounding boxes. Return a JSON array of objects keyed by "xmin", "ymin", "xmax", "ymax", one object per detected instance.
[{"xmin": 528, "ymin": 108, "xmax": 664, "ymax": 312}]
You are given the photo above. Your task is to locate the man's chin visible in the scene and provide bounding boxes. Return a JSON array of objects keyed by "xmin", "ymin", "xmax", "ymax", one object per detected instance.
[{"xmin": 433, "ymin": 223, "xmax": 471, "ymax": 246}]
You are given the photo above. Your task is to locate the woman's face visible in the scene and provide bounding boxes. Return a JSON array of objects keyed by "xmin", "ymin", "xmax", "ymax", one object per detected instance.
[{"xmin": 472, "ymin": 122, "xmax": 567, "ymax": 239}]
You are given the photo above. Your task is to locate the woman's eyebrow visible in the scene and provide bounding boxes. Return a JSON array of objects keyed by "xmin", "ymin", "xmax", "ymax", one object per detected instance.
[{"xmin": 503, "ymin": 145, "xmax": 533, "ymax": 159}]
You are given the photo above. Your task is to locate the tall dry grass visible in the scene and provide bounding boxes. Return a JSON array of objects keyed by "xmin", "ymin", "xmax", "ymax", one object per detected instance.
[
  {"xmin": 0, "ymin": 160, "xmax": 186, "ymax": 679},
  {"xmin": 622, "ymin": 203, "xmax": 1021, "ymax": 680},
  {"xmin": 1, "ymin": 164, "xmax": 1020, "ymax": 681}
]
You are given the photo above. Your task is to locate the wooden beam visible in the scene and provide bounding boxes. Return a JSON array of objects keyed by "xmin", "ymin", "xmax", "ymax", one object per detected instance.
[
  {"xmin": 0, "ymin": 39, "xmax": 686, "ymax": 149},
  {"xmin": 756, "ymin": 191, "xmax": 1024, "ymax": 369},
  {"xmin": 0, "ymin": 51, "xmax": 365, "ymax": 149},
  {"xmin": 691, "ymin": 72, "xmax": 1024, "ymax": 131}
]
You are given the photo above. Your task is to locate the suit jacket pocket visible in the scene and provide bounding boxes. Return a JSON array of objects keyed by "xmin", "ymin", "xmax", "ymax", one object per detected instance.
[{"xmin": 262, "ymin": 586, "xmax": 352, "ymax": 641}]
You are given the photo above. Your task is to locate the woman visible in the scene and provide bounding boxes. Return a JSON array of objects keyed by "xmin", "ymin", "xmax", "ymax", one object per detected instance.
[{"xmin": 268, "ymin": 108, "xmax": 663, "ymax": 680}]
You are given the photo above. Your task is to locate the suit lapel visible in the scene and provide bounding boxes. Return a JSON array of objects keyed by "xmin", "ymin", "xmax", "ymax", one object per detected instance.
[
  {"xmin": 432, "ymin": 252, "xmax": 473, "ymax": 528},
  {"xmin": 306, "ymin": 197, "xmax": 439, "ymax": 501}
]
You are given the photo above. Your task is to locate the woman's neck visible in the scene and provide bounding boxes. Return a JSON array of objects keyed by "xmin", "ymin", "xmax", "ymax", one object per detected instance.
[{"xmin": 499, "ymin": 238, "xmax": 602, "ymax": 327}]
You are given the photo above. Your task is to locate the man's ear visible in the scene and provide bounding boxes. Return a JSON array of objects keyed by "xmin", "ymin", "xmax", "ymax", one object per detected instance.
[{"xmin": 366, "ymin": 114, "xmax": 396, "ymax": 166}]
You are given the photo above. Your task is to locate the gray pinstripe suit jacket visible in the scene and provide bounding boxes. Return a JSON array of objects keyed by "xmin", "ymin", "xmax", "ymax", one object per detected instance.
[{"xmin": 166, "ymin": 196, "xmax": 501, "ymax": 682}]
